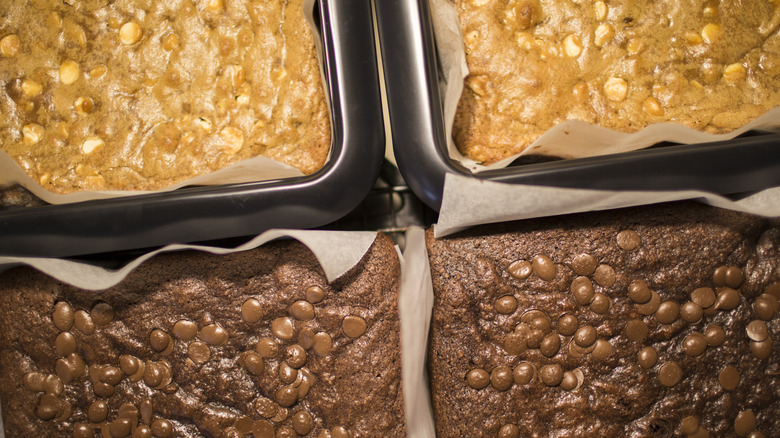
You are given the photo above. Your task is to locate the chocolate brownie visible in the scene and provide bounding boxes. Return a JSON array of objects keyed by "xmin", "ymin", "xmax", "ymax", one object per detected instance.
[
  {"xmin": 426, "ymin": 202, "xmax": 779, "ymax": 437},
  {"xmin": 0, "ymin": 234, "xmax": 404, "ymax": 437}
]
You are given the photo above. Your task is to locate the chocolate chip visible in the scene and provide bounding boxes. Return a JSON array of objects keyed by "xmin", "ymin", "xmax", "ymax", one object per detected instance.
[
  {"xmin": 55, "ymin": 331, "xmax": 77, "ymax": 356},
  {"xmin": 272, "ymin": 317, "xmax": 295, "ymax": 340},
  {"xmin": 276, "ymin": 386, "xmax": 298, "ymax": 407},
  {"xmin": 37, "ymin": 394, "xmax": 61, "ymax": 420},
  {"xmin": 133, "ymin": 425, "xmax": 152, "ymax": 438},
  {"xmin": 766, "ymin": 282, "xmax": 780, "ymax": 300},
  {"xmin": 539, "ymin": 364, "xmax": 563, "ymax": 386},
  {"xmin": 713, "ymin": 265, "xmax": 728, "ymax": 286},
  {"xmin": 526, "ymin": 328, "xmax": 545, "ymax": 349},
  {"xmin": 734, "ymin": 410, "xmax": 757, "ymax": 436},
  {"xmin": 149, "ymin": 329, "xmax": 171, "ymax": 353},
  {"xmin": 313, "ymin": 332, "xmax": 333, "ymax": 356},
  {"xmin": 143, "ymin": 361, "xmax": 163, "ymax": 387},
  {"xmin": 256, "ymin": 337, "xmax": 279, "ymax": 358},
  {"xmin": 491, "ymin": 366, "xmax": 513, "ymax": 391},
  {"xmin": 636, "ymin": 291, "xmax": 661, "ymax": 316},
  {"xmin": 91, "ymin": 302, "xmax": 115, "ymax": 326},
  {"xmin": 571, "ymin": 254, "xmax": 598, "ymax": 276},
  {"xmin": 495, "ymin": 295, "xmax": 518, "ymax": 314},
  {"xmin": 513, "ymin": 362, "xmax": 535, "ymax": 385},
  {"xmin": 540, "ymin": 333, "xmax": 561, "ymax": 357},
  {"xmin": 637, "ymin": 346, "xmax": 658, "ymax": 369},
  {"xmin": 532, "ymin": 254, "xmax": 556, "ymax": 281},
  {"xmin": 571, "ymin": 276, "xmax": 595, "ymax": 305},
  {"xmin": 242, "ymin": 352, "xmax": 265, "ymax": 375},
  {"xmin": 52, "ymin": 301, "xmax": 74, "ymax": 332},
  {"xmin": 593, "ymin": 264, "xmax": 616, "ymax": 287},
  {"xmin": 56, "ymin": 353, "xmax": 85, "ymax": 384},
  {"xmin": 286, "ymin": 344, "xmax": 307, "ymax": 369},
  {"xmin": 241, "ymin": 299, "xmax": 263, "ymax": 323},
  {"xmin": 714, "ymin": 287, "xmax": 740, "ymax": 310},
  {"xmin": 704, "ymin": 324, "xmax": 726, "ymax": 347},
  {"xmin": 628, "ymin": 280, "xmax": 652, "ymax": 304},
  {"xmin": 658, "ymin": 362, "xmax": 683, "ymax": 387},
  {"xmin": 557, "ymin": 314, "xmax": 579, "ymax": 336},
  {"xmin": 680, "ymin": 302, "xmax": 703, "ymax": 324},
  {"xmin": 278, "ymin": 361, "xmax": 298, "ymax": 384},
  {"xmin": 718, "ymin": 365, "xmax": 740, "ymax": 390},
  {"xmin": 690, "ymin": 287, "xmax": 716, "ymax": 309},
  {"xmin": 200, "ymin": 323, "xmax": 228, "ymax": 345},
  {"xmin": 253, "ymin": 397, "xmax": 279, "ymax": 418},
  {"xmin": 235, "ymin": 416, "xmax": 253, "ymax": 434},
  {"xmin": 616, "ymin": 230, "xmax": 641, "ymax": 250},
  {"xmin": 110, "ymin": 417, "xmax": 133, "ymax": 437},
  {"xmin": 140, "ymin": 400, "xmax": 153, "ymax": 425},
  {"xmin": 276, "ymin": 426, "xmax": 296, "ymax": 438},
  {"xmin": 508, "ymin": 260, "xmax": 532, "ymax": 279},
  {"xmin": 342, "ymin": 315, "xmax": 367, "ymax": 338},
  {"xmin": 590, "ymin": 293, "xmax": 612, "ymax": 314},
  {"xmin": 750, "ymin": 339, "xmax": 772, "ymax": 359},
  {"xmin": 680, "ymin": 416, "xmax": 699, "ymax": 435},
  {"xmin": 298, "ymin": 327, "xmax": 315, "ymax": 350},
  {"xmin": 188, "ymin": 341, "xmax": 211, "ymax": 364},
  {"xmin": 292, "ymin": 411, "xmax": 313, "ymax": 435},
  {"xmin": 754, "ymin": 294, "xmax": 778, "ymax": 321},
  {"xmin": 746, "ymin": 320, "xmax": 769, "ymax": 342},
  {"xmin": 172, "ymin": 320, "xmax": 198, "ymax": 340},
  {"xmin": 88, "ymin": 400, "xmax": 108, "ymax": 422},
  {"xmin": 23, "ymin": 371, "xmax": 46, "ymax": 392},
  {"xmin": 331, "ymin": 426, "xmax": 350, "ymax": 438},
  {"xmin": 151, "ymin": 419, "xmax": 172, "ymax": 437},
  {"xmin": 574, "ymin": 325, "xmax": 597, "ymax": 348},
  {"xmin": 74, "ymin": 310, "xmax": 95, "ymax": 335},
  {"xmin": 498, "ymin": 424, "xmax": 520, "ymax": 438},
  {"xmin": 591, "ymin": 339, "xmax": 612, "ymax": 360},
  {"xmin": 43, "ymin": 374, "xmax": 63, "ymax": 396},
  {"xmin": 73, "ymin": 423, "xmax": 95, "ymax": 438},
  {"xmin": 290, "ymin": 300, "xmax": 315, "ymax": 321},
  {"xmin": 655, "ymin": 301, "xmax": 680, "ymax": 324},
  {"xmin": 682, "ymin": 333, "xmax": 707, "ymax": 357},
  {"xmin": 724, "ymin": 265, "xmax": 743, "ymax": 288},
  {"xmin": 504, "ymin": 331, "xmax": 528, "ymax": 355},
  {"xmin": 466, "ymin": 368, "xmax": 490, "ymax": 389},
  {"xmin": 99, "ymin": 366, "xmax": 123, "ymax": 385},
  {"xmin": 305, "ymin": 285, "xmax": 326, "ymax": 304},
  {"xmin": 560, "ymin": 369, "xmax": 583, "ymax": 391},
  {"xmin": 530, "ymin": 316, "xmax": 552, "ymax": 333}
]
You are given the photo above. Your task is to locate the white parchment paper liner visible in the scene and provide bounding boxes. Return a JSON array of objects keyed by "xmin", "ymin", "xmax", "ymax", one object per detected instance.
[
  {"xmin": 0, "ymin": 228, "xmax": 437, "ymax": 437},
  {"xmin": 436, "ymin": 173, "xmax": 780, "ymax": 237},
  {"xmin": 0, "ymin": 0, "xmax": 331, "ymax": 205},
  {"xmin": 399, "ymin": 227, "xmax": 436, "ymax": 438},
  {"xmin": 430, "ymin": 0, "xmax": 780, "ymax": 173}
]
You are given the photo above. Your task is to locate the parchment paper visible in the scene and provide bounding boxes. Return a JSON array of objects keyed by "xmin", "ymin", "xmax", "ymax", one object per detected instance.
[
  {"xmin": 429, "ymin": 0, "xmax": 780, "ymax": 173},
  {"xmin": 0, "ymin": 0, "xmax": 327, "ymax": 205},
  {"xmin": 435, "ymin": 173, "xmax": 780, "ymax": 237},
  {"xmin": 399, "ymin": 227, "xmax": 436, "ymax": 438}
]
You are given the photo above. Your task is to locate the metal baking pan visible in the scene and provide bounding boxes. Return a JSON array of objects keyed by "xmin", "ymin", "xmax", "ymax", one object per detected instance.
[
  {"xmin": 0, "ymin": 0, "xmax": 384, "ymax": 258},
  {"xmin": 374, "ymin": 0, "xmax": 780, "ymax": 211}
]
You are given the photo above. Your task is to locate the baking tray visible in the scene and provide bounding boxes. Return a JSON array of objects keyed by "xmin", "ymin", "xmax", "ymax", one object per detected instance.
[
  {"xmin": 374, "ymin": 0, "xmax": 780, "ymax": 211},
  {"xmin": 0, "ymin": 0, "xmax": 385, "ymax": 258}
]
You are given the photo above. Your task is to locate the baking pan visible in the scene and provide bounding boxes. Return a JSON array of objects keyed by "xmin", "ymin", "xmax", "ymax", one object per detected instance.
[
  {"xmin": 0, "ymin": 0, "xmax": 385, "ymax": 258},
  {"xmin": 374, "ymin": 0, "xmax": 780, "ymax": 211}
]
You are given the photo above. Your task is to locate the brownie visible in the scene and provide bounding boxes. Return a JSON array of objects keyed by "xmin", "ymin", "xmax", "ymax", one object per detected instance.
[
  {"xmin": 426, "ymin": 202, "xmax": 780, "ymax": 437},
  {"xmin": 0, "ymin": 234, "xmax": 404, "ymax": 437}
]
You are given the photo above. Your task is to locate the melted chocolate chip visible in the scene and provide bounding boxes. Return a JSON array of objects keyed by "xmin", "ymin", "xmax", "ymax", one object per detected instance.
[
  {"xmin": 491, "ymin": 366, "xmax": 513, "ymax": 391},
  {"xmin": 290, "ymin": 300, "xmax": 315, "ymax": 321},
  {"xmin": 540, "ymin": 333, "xmax": 561, "ymax": 357},
  {"xmin": 74, "ymin": 310, "xmax": 95, "ymax": 335},
  {"xmin": 637, "ymin": 346, "xmax": 658, "ymax": 369},
  {"xmin": 704, "ymin": 324, "xmax": 726, "ymax": 347},
  {"xmin": 37, "ymin": 394, "xmax": 61, "ymax": 420},
  {"xmin": 714, "ymin": 287, "xmax": 740, "ymax": 311},
  {"xmin": 313, "ymin": 332, "xmax": 333, "ymax": 356},
  {"xmin": 746, "ymin": 320, "xmax": 769, "ymax": 342},
  {"xmin": 149, "ymin": 329, "xmax": 171, "ymax": 353},
  {"xmin": 495, "ymin": 295, "xmax": 518, "ymax": 314},
  {"xmin": 680, "ymin": 416, "xmax": 699, "ymax": 435},
  {"xmin": 286, "ymin": 344, "xmax": 307, "ymax": 369},
  {"xmin": 513, "ymin": 362, "xmax": 535, "ymax": 385},
  {"xmin": 200, "ymin": 323, "xmax": 228, "ymax": 345},
  {"xmin": 342, "ymin": 315, "xmax": 367, "ymax": 338},
  {"xmin": 272, "ymin": 317, "xmax": 295, "ymax": 340},
  {"xmin": 256, "ymin": 337, "xmax": 279, "ymax": 358},
  {"xmin": 571, "ymin": 254, "xmax": 598, "ymax": 276},
  {"xmin": 305, "ymin": 285, "xmax": 326, "ymax": 304},
  {"xmin": 557, "ymin": 314, "xmax": 579, "ymax": 336},
  {"xmin": 188, "ymin": 341, "xmax": 211, "ymax": 364},
  {"xmin": 718, "ymin": 365, "xmax": 740, "ymax": 390},
  {"xmin": 636, "ymin": 291, "xmax": 661, "ymax": 316},
  {"xmin": 591, "ymin": 339, "xmax": 612, "ymax": 360},
  {"xmin": 682, "ymin": 333, "xmax": 707, "ymax": 357},
  {"xmin": 292, "ymin": 411, "xmax": 313, "ymax": 435},
  {"xmin": 593, "ymin": 264, "xmax": 616, "ymax": 287},
  {"xmin": 750, "ymin": 339, "xmax": 772, "ymax": 359},
  {"xmin": 91, "ymin": 302, "xmax": 115, "ymax": 326},
  {"xmin": 504, "ymin": 331, "xmax": 528, "ymax": 355},
  {"xmin": 658, "ymin": 362, "xmax": 683, "ymax": 387},
  {"xmin": 574, "ymin": 325, "xmax": 597, "ymax": 348},
  {"xmin": 655, "ymin": 301, "xmax": 680, "ymax": 324},
  {"xmin": 498, "ymin": 424, "xmax": 520, "ymax": 438},
  {"xmin": 72, "ymin": 423, "xmax": 95, "ymax": 438},
  {"xmin": 55, "ymin": 331, "xmax": 77, "ymax": 356},
  {"xmin": 508, "ymin": 260, "xmax": 532, "ymax": 279},
  {"xmin": 241, "ymin": 299, "xmax": 263, "ymax": 323},
  {"xmin": 466, "ymin": 368, "xmax": 490, "ymax": 389},
  {"xmin": 754, "ymin": 294, "xmax": 778, "ymax": 321},
  {"xmin": 690, "ymin": 287, "xmax": 716, "ymax": 309},
  {"xmin": 539, "ymin": 364, "xmax": 563, "ymax": 386},
  {"xmin": 616, "ymin": 230, "xmax": 641, "ymax": 250},
  {"xmin": 571, "ymin": 276, "xmax": 595, "ymax": 305},
  {"xmin": 88, "ymin": 400, "xmax": 108, "ymax": 423},
  {"xmin": 52, "ymin": 301, "xmax": 75, "ymax": 332},
  {"xmin": 151, "ymin": 419, "xmax": 173, "ymax": 438},
  {"xmin": 590, "ymin": 293, "xmax": 612, "ymax": 314},
  {"xmin": 734, "ymin": 410, "xmax": 757, "ymax": 436},
  {"xmin": 680, "ymin": 302, "xmax": 703, "ymax": 324},
  {"xmin": 242, "ymin": 351, "xmax": 264, "ymax": 375},
  {"xmin": 628, "ymin": 280, "xmax": 652, "ymax": 304},
  {"xmin": 532, "ymin": 254, "xmax": 556, "ymax": 281}
]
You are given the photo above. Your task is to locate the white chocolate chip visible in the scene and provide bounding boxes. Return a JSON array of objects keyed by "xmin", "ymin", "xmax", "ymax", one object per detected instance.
[
  {"xmin": 0, "ymin": 34, "xmax": 21, "ymax": 58},
  {"xmin": 723, "ymin": 63, "xmax": 746, "ymax": 83},
  {"xmin": 594, "ymin": 23, "xmax": 615, "ymax": 47},
  {"xmin": 74, "ymin": 97, "xmax": 94, "ymax": 115},
  {"xmin": 604, "ymin": 77, "xmax": 628, "ymax": 102},
  {"xmin": 90, "ymin": 65, "xmax": 107, "ymax": 79},
  {"xmin": 119, "ymin": 22, "xmax": 143, "ymax": 45},
  {"xmin": 21, "ymin": 79, "xmax": 43, "ymax": 97},
  {"xmin": 219, "ymin": 127, "xmax": 244, "ymax": 154},
  {"xmin": 627, "ymin": 38, "xmax": 643, "ymax": 55},
  {"xmin": 470, "ymin": 0, "xmax": 491, "ymax": 5},
  {"xmin": 516, "ymin": 32, "xmax": 534, "ymax": 50},
  {"xmin": 205, "ymin": 0, "xmax": 224, "ymax": 12},
  {"xmin": 224, "ymin": 65, "xmax": 245, "ymax": 88},
  {"xmin": 643, "ymin": 97, "xmax": 663, "ymax": 116},
  {"xmin": 563, "ymin": 34, "xmax": 583, "ymax": 57},
  {"xmin": 163, "ymin": 33, "xmax": 179, "ymax": 51},
  {"xmin": 59, "ymin": 60, "xmax": 80, "ymax": 85},
  {"xmin": 195, "ymin": 117, "xmax": 213, "ymax": 132},
  {"xmin": 685, "ymin": 32, "xmax": 703, "ymax": 45},
  {"xmin": 23, "ymin": 123, "xmax": 44, "ymax": 145},
  {"xmin": 701, "ymin": 23, "xmax": 722, "ymax": 44},
  {"xmin": 81, "ymin": 137, "xmax": 104, "ymax": 154},
  {"xmin": 594, "ymin": 1, "xmax": 608, "ymax": 21}
]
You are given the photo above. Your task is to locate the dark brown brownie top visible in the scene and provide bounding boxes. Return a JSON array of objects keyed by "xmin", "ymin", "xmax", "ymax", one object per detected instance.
[
  {"xmin": 426, "ymin": 202, "xmax": 779, "ymax": 437},
  {"xmin": 0, "ymin": 234, "xmax": 404, "ymax": 437}
]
